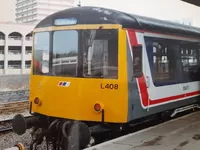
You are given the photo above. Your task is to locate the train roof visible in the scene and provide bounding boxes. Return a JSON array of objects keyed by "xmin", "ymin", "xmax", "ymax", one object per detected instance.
[{"xmin": 35, "ymin": 6, "xmax": 200, "ymax": 38}]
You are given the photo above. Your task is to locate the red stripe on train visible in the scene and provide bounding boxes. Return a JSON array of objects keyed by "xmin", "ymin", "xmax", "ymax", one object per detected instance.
[
  {"xmin": 137, "ymin": 75, "xmax": 200, "ymax": 106},
  {"xmin": 126, "ymin": 28, "xmax": 200, "ymax": 40}
]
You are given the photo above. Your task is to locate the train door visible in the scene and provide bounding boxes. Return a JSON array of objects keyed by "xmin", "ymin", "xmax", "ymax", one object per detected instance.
[
  {"xmin": 127, "ymin": 30, "xmax": 150, "ymax": 121},
  {"xmin": 136, "ymin": 33, "xmax": 151, "ymax": 111}
]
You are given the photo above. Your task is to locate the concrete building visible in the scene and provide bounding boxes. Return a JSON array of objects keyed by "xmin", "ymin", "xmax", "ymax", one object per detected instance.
[
  {"xmin": 16, "ymin": 0, "xmax": 76, "ymax": 24},
  {"xmin": 0, "ymin": 22, "xmax": 34, "ymax": 75}
]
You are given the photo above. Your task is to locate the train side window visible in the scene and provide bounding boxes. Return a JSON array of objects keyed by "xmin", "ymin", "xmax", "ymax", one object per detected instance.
[
  {"xmin": 132, "ymin": 45, "xmax": 142, "ymax": 78},
  {"xmin": 145, "ymin": 37, "xmax": 178, "ymax": 86},
  {"xmin": 145, "ymin": 36, "xmax": 200, "ymax": 86},
  {"xmin": 180, "ymin": 42, "xmax": 199, "ymax": 81},
  {"xmin": 153, "ymin": 42, "xmax": 174, "ymax": 82}
]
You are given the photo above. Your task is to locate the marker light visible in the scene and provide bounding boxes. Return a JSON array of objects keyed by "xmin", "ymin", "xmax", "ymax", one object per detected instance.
[
  {"xmin": 94, "ymin": 103, "xmax": 101, "ymax": 112},
  {"xmin": 34, "ymin": 97, "xmax": 41, "ymax": 105}
]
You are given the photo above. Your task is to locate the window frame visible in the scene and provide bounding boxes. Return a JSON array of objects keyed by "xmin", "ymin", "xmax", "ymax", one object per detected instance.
[
  {"xmin": 32, "ymin": 31, "xmax": 50, "ymax": 75},
  {"xmin": 52, "ymin": 29, "xmax": 79, "ymax": 77},
  {"xmin": 145, "ymin": 36, "xmax": 200, "ymax": 87},
  {"xmin": 82, "ymin": 29, "xmax": 119, "ymax": 79},
  {"xmin": 132, "ymin": 44, "xmax": 143, "ymax": 78},
  {"xmin": 32, "ymin": 29, "xmax": 119, "ymax": 79}
]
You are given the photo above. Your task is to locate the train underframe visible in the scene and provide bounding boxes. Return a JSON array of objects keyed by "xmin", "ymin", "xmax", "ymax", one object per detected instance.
[
  {"xmin": 12, "ymin": 112, "xmax": 123, "ymax": 150},
  {"xmin": 12, "ymin": 102, "xmax": 200, "ymax": 150}
]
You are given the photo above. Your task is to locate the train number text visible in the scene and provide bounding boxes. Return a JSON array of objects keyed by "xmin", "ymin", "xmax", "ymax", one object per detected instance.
[
  {"xmin": 183, "ymin": 85, "xmax": 189, "ymax": 91},
  {"xmin": 101, "ymin": 83, "xmax": 118, "ymax": 90}
]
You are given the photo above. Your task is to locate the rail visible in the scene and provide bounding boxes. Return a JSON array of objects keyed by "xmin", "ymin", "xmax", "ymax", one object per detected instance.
[
  {"xmin": 0, "ymin": 118, "xmax": 13, "ymax": 134},
  {"xmin": 0, "ymin": 101, "xmax": 29, "ymax": 114},
  {"xmin": 0, "ymin": 116, "xmax": 31, "ymax": 134},
  {"xmin": 0, "ymin": 89, "xmax": 29, "ymax": 95},
  {"xmin": 0, "ymin": 127, "xmax": 12, "ymax": 133}
]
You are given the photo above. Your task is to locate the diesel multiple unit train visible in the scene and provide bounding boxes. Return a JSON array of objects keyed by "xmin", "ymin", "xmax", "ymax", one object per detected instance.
[{"xmin": 12, "ymin": 6, "xmax": 200, "ymax": 150}]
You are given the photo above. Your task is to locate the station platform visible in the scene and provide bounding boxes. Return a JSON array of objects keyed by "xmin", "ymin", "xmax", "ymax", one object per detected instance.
[{"xmin": 85, "ymin": 111, "xmax": 200, "ymax": 150}]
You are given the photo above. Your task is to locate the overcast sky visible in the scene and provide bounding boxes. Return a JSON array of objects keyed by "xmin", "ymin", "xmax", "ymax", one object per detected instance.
[
  {"xmin": 0, "ymin": 0, "xmax": 15, "ymax": 22},
  {"xmin": 1, "ymin": 0, "xmax": 200, "ymax": 27},
  {"xmin": 78, "ymin": 0, "xmax": 200, "ymax": 27}
]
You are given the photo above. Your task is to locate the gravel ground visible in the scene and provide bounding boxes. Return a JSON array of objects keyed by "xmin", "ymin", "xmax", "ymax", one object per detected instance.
[
  {"xmin": 0, "ymin": 110, "xmax": 33, "ymax": 150},
  {"xmin": 0, "ymin": 75, "xmax": 46, "ymax": 150},
  {"xmin": 0, "ymin": 109, "xmax": 31, "ymax": 121},
  {"xmin": 0, "ymin": 110, "xmax": 47, "ymax": 150},
  {"xmin": 0, "ymin": 121, "xmax": 12, "ymax": 129},
  {"xmin": 0, "ymin": 75, "xmax": 30, "ymax": 91},
  {"xmin": 0, "ymin": 90, "xmax": 29, "ymax": 104},
  {"xmin": 0, "ymin": 129, "xmax": 47, "ymax": 150}
]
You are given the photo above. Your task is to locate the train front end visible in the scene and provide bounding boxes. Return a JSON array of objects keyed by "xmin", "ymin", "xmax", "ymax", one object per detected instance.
[
  {"xmin": 12, "ymin": 8, "xmax": 130, "ymax": 149},
  {"xmin": 30, "ymin": 24, "xmax": 128, "ymax": 124}
]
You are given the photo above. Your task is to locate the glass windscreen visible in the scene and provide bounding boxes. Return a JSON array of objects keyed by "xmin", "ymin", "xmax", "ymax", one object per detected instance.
[
  {"xmin": 83, "ymin": 29, "xmax": 118, "ymax": 79},
  {"xmin": 52, "ymin": 30, "xmax": 78, "ymax": 77},
  {"xmin": 33, "ymin": 29, "xmax": 118, "ymax": 79},
  {"xmin": 33, "ymin": 32, "xmax": 50, "ymax": 75}
]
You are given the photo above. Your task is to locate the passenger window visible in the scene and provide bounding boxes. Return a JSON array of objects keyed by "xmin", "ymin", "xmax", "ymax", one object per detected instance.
[
  {"xmin": 152, "ymin": 42, "xmax": 176, "ymax": 82},
  {"xmin": 132, "ymin": 45, "xmax": 142, "ymax": 78},
  {"xmin": 145, "ymin": 36, "xmax": 200, "ymax": 86},
  {"xmin": 180, "ymin": 42, "xmax": 199, "ymax": 81}
]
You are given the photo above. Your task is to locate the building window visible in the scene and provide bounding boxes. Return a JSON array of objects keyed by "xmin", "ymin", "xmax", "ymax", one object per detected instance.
[
  {"xmin": 25, "ymin": 61, "xmax": 31, "ymax": 68},
  {"xmin": 0, "ymin": 48, "xmax": 4, "ymax": 54},
  {"xmin": 0, "ymin": 61, "xmax": 4, "ymax": 69},
  {"xmin": 8, "ymin": 61, "xmax": 22, "ymax": 69}
]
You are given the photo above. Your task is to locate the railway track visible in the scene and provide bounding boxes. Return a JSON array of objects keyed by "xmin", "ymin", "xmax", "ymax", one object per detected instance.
[
  {"xmin": 0, "ymin": 127, "xmax": 12, "ymax": 133},
  {"xmin": 0, "ymin": 100, "xmax": 31, "ymax": 136},
  {"xmin": 0, "ymin": 104, "xmax": 199, "ymax": 149},
  {"xmin": 0, "ymin": 101, "xmax": 29, "ymax": 114},
  {"xmin": 0, "ymin": 89, "xmax": 29, "ymax": 97},
  {"xmin": 0, "ymin": 101, "xmax": 29, "ymax": 134},
  {"xmin": 0, "ymin": 117, "xmax": 31, "ymax": 134},
  {"xmin": 0, "ymin": 119, "xmax": 13, "ymax": 134},
  {"xmin": 0, "ymin": 89, "xmax": 29, "ymax": 103}
]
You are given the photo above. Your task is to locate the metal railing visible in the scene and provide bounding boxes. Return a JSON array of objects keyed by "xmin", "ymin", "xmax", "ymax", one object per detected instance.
[
  {"xmin": 25, "ymin": 51, "xmax": 32, "ymax": 55},
  {"xmin": 25, "ymin": 37, "xmax": 33, "ymax": 41},
  {"xmin": 0, "ymin": 36, "xmax": 5, "ymax": 40},
  {"xmin": 7, "ymin": 65, "xmax": 21, "ymax": 69},
  {"xmin": 0, "ymin": 65, "xmax": 4, "ymax": 69},
  {"xmin": 8, "ymin": 36, "xmax": 22, "ymax": 40},
  {"xmin": 25, "ymin": 65, "xmax": 31, "ymax": 68},
  {"xmin": 8, "ymin": 50, "xmax": 21, "ymax": 55}
]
